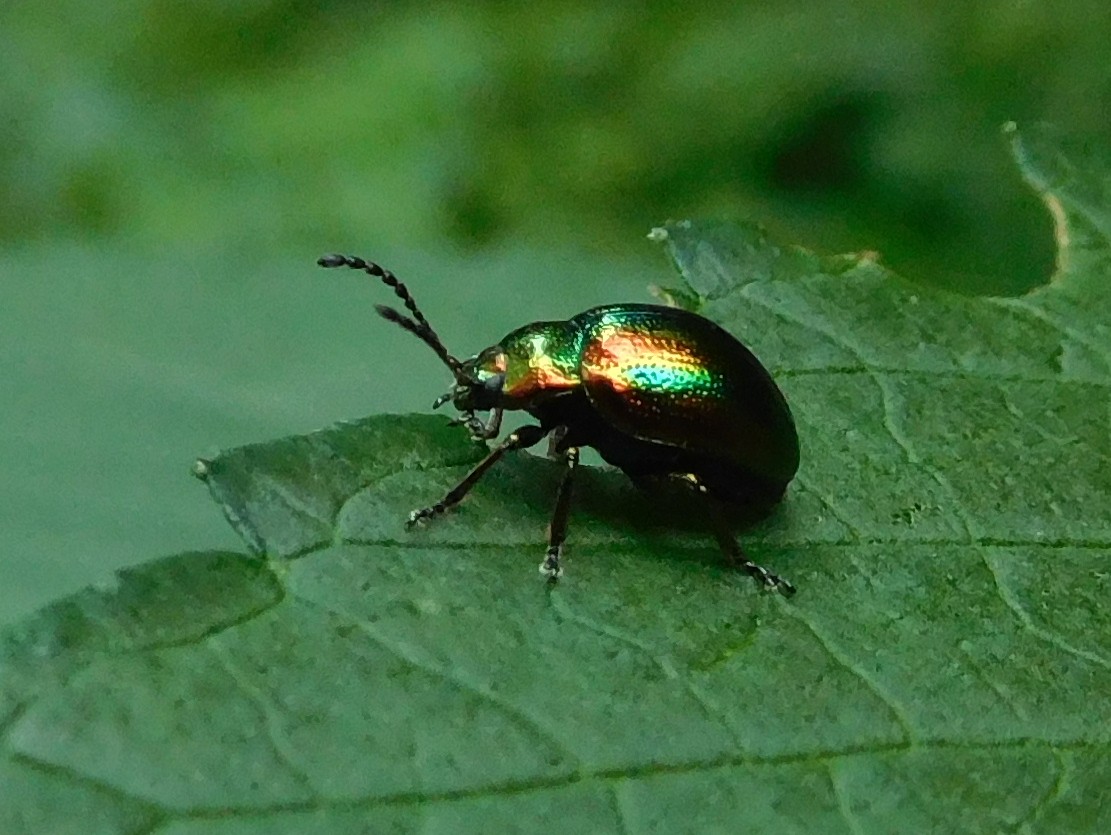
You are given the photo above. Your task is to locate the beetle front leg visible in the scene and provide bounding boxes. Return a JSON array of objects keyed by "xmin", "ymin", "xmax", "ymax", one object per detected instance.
[
  {"xmin": 449, "ymin": 407, "xmax": 503, "ymax": 440},
  {"xmin": 477, "ymin": 407, "xmax": 503, "ymax": 440},
  {"xmin": 406, "ymin": 424, "xmax": 547, "ymax": 528},
  {"xmin": 539, "ymin": 445, "xmax": 579, "ymax": 581},
  {"xmin": 683, "ymin": 474, "xmax": 796, "ymax": 597}
]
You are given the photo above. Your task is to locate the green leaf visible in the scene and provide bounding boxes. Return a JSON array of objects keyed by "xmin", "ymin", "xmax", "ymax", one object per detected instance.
[{"xmin": 3, "ymin": 124, "xmax": 1109, "ymax": 833}]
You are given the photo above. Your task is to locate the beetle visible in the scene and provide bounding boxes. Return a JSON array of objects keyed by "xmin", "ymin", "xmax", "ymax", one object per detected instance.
[{"xmin": 318, "ymin": 253, "xmax": 800, "ymax": 595}]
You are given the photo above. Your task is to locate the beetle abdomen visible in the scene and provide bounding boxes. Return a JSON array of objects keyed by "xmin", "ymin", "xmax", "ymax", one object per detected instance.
[{"xmin": 575, "ymin": 304, "xmax": 799, "ymax": 490}]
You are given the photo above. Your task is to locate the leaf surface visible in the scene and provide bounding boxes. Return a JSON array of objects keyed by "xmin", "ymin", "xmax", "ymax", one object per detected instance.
[{"xmin": 3, "ymin": 124, "xmax": 1109, "ymax": 834}]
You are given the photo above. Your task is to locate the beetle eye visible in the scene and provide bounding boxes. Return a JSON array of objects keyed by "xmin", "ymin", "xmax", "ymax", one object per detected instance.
[{"xmin": 483, "ymin": 373, "xmax": 505, "ymax": 393}]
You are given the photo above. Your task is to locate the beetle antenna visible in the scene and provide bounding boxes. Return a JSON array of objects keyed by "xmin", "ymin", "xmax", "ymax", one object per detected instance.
[
  {"xmin": 318, "ymin": 254, "xmax": 463, "ymax": 373},
  {"xmin": 374, "ymin": 304, "xmax": 463, "ymax": 373}
]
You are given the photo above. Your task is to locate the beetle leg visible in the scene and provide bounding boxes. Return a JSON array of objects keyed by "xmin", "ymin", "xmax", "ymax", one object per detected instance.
[
  {"xmin": 545, "ymin": 425, "xmax": 569, "ymax": 460},
  {"xmin": 478, "ymin": 407, "xmax": 503, "ymax": 440},
  {"xmin": 447, "ymin": 410, "xmax": 484, "ymax": 436},
  {"xmin": 447, "ymin": 407, "xmax": 502, "ymax": 440},
  {"xmin": 540, "ymin": 445, "xmax": 579, "ymax": 581},
  {"xmin": 406, "ymin": 424, "xmax": 547, "ymax": 528},
  {"xmin": 682, "ymin": 474, "xmax": 796, "ymax": 597}
]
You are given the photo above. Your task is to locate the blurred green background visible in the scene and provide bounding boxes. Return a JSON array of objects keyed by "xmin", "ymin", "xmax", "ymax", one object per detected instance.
[{"xmin": 1, "ymin": 1, "xmax": 1106, "ymax": 623}]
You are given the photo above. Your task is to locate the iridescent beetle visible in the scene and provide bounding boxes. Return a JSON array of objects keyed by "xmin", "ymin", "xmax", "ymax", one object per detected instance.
[{"xmin": 318, "ymin": 254, "xmax": 800, "ymax": 595}]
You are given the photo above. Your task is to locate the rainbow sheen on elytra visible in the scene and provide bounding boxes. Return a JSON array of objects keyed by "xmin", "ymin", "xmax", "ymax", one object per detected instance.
[{"xmin": 488, "ymin": 304, "xmax": 798, "ymax": 489}]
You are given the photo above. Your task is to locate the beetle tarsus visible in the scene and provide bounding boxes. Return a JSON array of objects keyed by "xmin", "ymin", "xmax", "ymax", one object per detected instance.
[
  {"xmin": 444, "ymin": 410, "xmax": 497, "ymax": 440},
  {"xmin": 463, "ymin": 416, "xmax": 488, "ymax": 438},
  {"xmin": 539, "ymin": 547, "xmax": 563, "ymax": 581},
  {"xmin": 406, "ymin": 506, "xmax": 439, "ymax": 528},
  {"xmin": 685, "ymin": 472, "xmax": 797, "ymax": 597},
  {"xmin": 738, "ymin": 559, "xmax": 797, "ymax": 597},
  {"xmin": 446, "ymin": 414, "xmax": 476, "ymax": 430}
]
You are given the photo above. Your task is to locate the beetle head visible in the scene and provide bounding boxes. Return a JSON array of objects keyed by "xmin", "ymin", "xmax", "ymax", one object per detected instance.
[{"xmin": 435, "ymin": 347, "xmax": 507, "ymax": 414}]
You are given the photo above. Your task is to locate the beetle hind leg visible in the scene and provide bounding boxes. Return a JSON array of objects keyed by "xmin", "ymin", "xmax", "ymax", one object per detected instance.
[
  {"xmin": 682, "ymin": 474, "xmax": 796, "ymax": 597},
  {"xmin": 540, "ymin": 445, "xmax": 579, "ymax": 581}
]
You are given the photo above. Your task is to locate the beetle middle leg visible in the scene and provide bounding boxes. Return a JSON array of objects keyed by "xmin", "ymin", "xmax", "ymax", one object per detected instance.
[
  {"xmin": 539, "ymin": 445, "xmax": 579, "ymax": 581},
  {"xmin": 680, "ymin": 474, "xmax": 796, "ymax": 597},
  {"xmin": 406, "ymin": 424, "xmax": 547, "ymax": 527}
]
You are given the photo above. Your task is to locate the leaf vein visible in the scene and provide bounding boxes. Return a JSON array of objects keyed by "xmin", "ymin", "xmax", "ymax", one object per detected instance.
[
  {"xmin": 1015, "ymin": 748, "xmax": 1071, "ymax": 833},
  {"xmin": 826, "ymin": 759, "xmax": 866, "ymax": 835},
  {"xmin": 873, "ymin": 373, "xmax": 980, "ymax": 542},
  {"xmin": 777, "ymin": 602, "xmax": 916, "ymax": 742},
  {"xmin": 81, "ymin": 738, "xmax": 1104, "ymax": 823},
  {"xmin": 298, "ymin": 597, "xmax": 581, "ymax": 772},
  {"xmin": 991, "ymin": 297, "xmax": 1111, "ymax": 376},
  {"xmin": 779, "ymin": 367, "xmax": 1111, "ymax": 388},
  {"xmin": 792, "ymin": 474, "xmax": 864, "ymax": 540},
  {"xmin": 548, "ymin": 594, "xmax": 747, "ymax": 750},
  {"xmin": 982, "ymin": 552, "xmax": 1111, "ymax": 671},
  {"xmin": 206, "ymin": 639, "xmax": 319, "ymax": 796}
]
